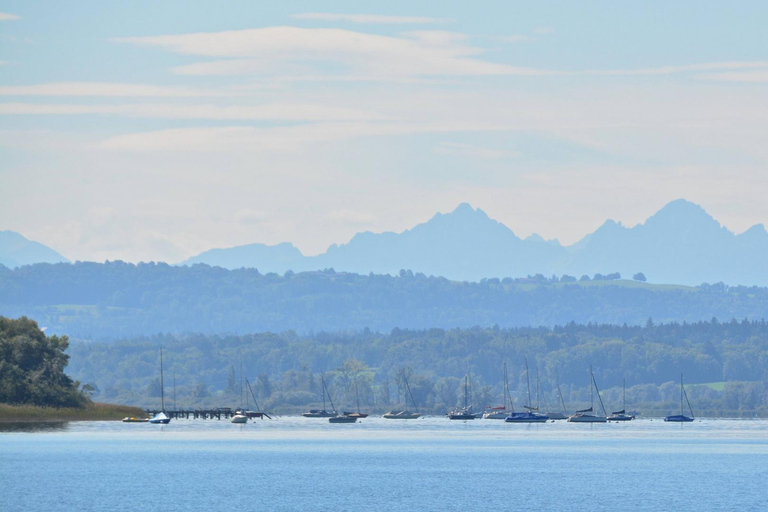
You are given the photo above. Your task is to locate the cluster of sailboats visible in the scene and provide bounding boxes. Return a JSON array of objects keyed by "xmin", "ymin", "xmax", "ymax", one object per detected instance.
[
  {"xmin": 445, "ymin": 363, "xmax": 694, "ymax": 424},
  {"xmin": 128, "ymin": 350, "xmax": 695, "ymax": 425}
]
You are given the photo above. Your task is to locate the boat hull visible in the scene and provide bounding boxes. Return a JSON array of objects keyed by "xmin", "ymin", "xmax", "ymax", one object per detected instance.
[
  {"xmin": 302, "ymin": 410, "xmax": 337, "ymax": 418},
  {"xmin": 483, "ymin": 411, "xmax": 508, "ymax": 419},
  {"xmin": 505, "ymin": 412, "xmax": 549, "ymax": 423},
  {"xmin": 567, "ymin": 414, "xmax": 607, "ymax": 423},
  {"xmin": 664, "ymin": 415, "xmax": 694, "ymax": 422},
  {"xmin": 122, "ymin": 417, "xmax": 149, "ymax": 423},
  {"xmin": 383, "ymin": 410, "xmax": 420, "ymax": 419},
  {"xmin": 231, "ymin": 414, "xmax": 248, "ymax": 424},
  {"xmin": 448, "ymin": 413, "xmax": 476, "ymax": 420},
  {"xmin": 329, "ymin": 416, "xmax": 358, "ymax": 423},
  {"xmin": 608, "ymin": 414, "xmax": 635, "ymax": 422}
]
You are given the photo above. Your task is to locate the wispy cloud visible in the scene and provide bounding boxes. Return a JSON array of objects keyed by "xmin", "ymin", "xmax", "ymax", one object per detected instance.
[
  {"xmin": 498, "ymin": 35, "xmax": 531, "ymax": 43},
  {"xmin": 116, "ymin": 26, "xmax": 555, "ymax": 79},
  {"xmin": 0, "ymin": 12, "xmax": 20, "ymax": 21},
  {"xmin": 589, "ymin": 61, "xmax": 768, "ymax": 76},
  {"xmin": 700, "ymin": 69, "xmax": 768, "ymax": 83},
  {"xmin": 435, "ymin": 142, "xmax": 520, "ymax": 160},
  {"xmin": 0, "ymin": 82, "xmax": 228, "ymax": 97},
  {"xmin": 291, "ymin": 13, "xmax": 454, "ymax": 24},
  {"xmin": 0, "ymin": 102, "xmax": 393, "ymax": 121}
]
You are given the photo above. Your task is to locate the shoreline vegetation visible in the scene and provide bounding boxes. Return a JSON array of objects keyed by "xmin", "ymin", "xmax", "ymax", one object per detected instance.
[{"xmin": 0, "ymin": 402, "xmax": 146, "ymax": 422}]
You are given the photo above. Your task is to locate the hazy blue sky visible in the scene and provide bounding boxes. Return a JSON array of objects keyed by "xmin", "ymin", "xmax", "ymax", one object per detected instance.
[{"xmin": 2, "ymin": 1, "xmax": 767, "ymax": 262}]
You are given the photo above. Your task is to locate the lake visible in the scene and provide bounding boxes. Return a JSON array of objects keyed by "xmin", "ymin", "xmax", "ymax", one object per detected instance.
[{"xmin": 2, "ymin": 417, "xmax": 767, "ymax": 511}]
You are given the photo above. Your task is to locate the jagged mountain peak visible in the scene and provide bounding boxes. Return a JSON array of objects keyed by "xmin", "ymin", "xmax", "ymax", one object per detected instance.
[{"xmin": 644, "ymin": 199, "xmax": 722, "ymax": 231}]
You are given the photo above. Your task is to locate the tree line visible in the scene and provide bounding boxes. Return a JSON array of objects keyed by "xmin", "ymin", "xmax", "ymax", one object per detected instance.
[
  {"xmin": 1, "ymin": 262, "xmax": 767, "ymax": 338},
  {"xmin": 65, "ymin": 319, "xmax": 768, "ymax": 416}
]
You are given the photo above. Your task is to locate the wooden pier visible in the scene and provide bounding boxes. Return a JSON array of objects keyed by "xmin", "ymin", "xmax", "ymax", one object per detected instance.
[{"xmin": 145, "ymin": 408, "xmax": 267, "ymax": 420}]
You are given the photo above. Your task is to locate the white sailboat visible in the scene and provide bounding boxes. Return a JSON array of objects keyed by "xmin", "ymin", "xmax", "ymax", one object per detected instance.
[
  {"xmin": 484, "ymin": 362, "xmax": 513, "ymax": 419},
  {"xmin": 568, "ymin": 366, "xmax": 607, "ymax": 423},
  {"xmin": 148, "ymin": 348, "xmax": 171, "ymax": 424},
  {"xmin": 231, "ymin": 353, "xmax": 248, "ymax": 424}
]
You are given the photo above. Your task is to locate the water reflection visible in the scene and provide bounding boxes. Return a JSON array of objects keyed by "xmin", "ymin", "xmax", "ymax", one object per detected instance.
[{"xmin": 0, "ymin": 421, "xmax": 68, "ymax": 433}]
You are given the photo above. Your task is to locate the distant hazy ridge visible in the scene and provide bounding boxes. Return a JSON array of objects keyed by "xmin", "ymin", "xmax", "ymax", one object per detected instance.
[{"xmin": 181, "ymin": 199, "xmax": 768, "ymax": 286}]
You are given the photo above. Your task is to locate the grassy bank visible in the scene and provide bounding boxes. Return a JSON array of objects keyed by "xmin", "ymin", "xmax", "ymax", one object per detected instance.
[{"xmin": 0, "ymin": 402, "xmax": 146, "ymax": 422}]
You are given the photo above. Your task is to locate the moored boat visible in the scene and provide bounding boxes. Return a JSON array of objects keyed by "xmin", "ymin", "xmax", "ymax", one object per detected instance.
[
  {"xmin": 148, "ymin": 349, "xmax": 171, "ymax": 425},
  {"xmin": 329, "ymin": 415, "xmax": 358, "ymax": 423},
  {"xmin": 664, "ymin": 374, "xmax": 695, "ymax": 422},
  {"xmin": 384, "ymin": 370, "xmax": 421, "ymax": 419},
  {"xmin": 122, "ymin": 417, "xmax": 149, "ymax": 423},
  {"xmin": 303, "ymin": 373, "xmax": 338, "ymax": 418},
  {"xmin": 568, "ymin": 366, "xmax": 607, "ymax": 423}
]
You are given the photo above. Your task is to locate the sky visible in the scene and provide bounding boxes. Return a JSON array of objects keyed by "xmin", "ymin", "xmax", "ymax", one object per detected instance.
[{"xmin": 2, "ymin": 1, "xmax": 768, "ymax": 262}]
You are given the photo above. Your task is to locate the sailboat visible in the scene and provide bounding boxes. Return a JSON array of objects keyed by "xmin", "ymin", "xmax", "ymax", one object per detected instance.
[
  {"xmin": 148, "ymin": 348, "xmax": 171, "ymax": 424},
  {"xmin": 448, "ymin": 374, "xmax": 476, "ymax": 420},
  {"xmin": 545, "ymin": 369, "xmax": 569, "ymax": 420},
  {"xmin": 303, "ymin": 373, "xmax": 338, "ymax": 418},
  {"xmin": 608, "ymin": 379, "xmax": 635, "ymax": 422},
  {"xmin": 568, "ymin": 366, "xmax": 607, "ymax": 423},
  {"xmin": 506, "ymin": 359, "xmax": 548, "ymax": 423},
  {"xmin": 231, "ymin": 353, "xmax": 248, "ymax": 424},
  {"xmin": 383, "ymin": 371, "xmax": 420, "ymax": 419},
  {"xmin": 484, "ymin": 362, "xmax": 513, "ymax": 419},
  {"xmin": 245, "ymin": 378, "xmax": 272, "ymax": 419},
  {"xmin": 342, "ymin": 379, "xmax": 369, "ymax": 418},
  {"xmin": 664, "ymin": 374, "xmax": 695, "ymax": 422}
]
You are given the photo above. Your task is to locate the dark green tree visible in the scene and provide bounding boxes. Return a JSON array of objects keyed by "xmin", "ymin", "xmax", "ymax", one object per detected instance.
[{"xmin": 0, "ymin": 316, "xmax": 88, "ymax": 407}]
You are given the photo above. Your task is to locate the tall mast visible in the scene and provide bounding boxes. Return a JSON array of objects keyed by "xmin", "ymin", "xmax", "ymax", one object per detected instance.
[
  {"xmin": 680, "ymin": 373, "xmax": 684, "ymax": 415},
  {"xmin": 589, "ymin": 364, "xmax": 593, "ymax": 411},
  {"xmin": 173, "ymin": 373, "xmax": 176, "ymax": 411},
  {"xmin": 159, "ymin": 348, "xmax": 165, "ymax": 412},
  {"xmin": 525, "ymin": 358, "xmax": 532, "ymax": 409},
  {"xmin": 321, "ymin": 374, "xmax": 327, "ymax": 411},
  {"xmin": 355, "ymin": 378, "xmax": 361, "ymax": 413},
  {"xmin": 556, "ymin": 368, "xmax": 567, "ymax": 414},
  {"xmin": 623, "ymin": 378, "xmax": 626, "ymax": 411}
]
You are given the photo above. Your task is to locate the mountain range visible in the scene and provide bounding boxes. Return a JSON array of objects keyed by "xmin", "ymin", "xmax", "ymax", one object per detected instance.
[
  {"xmin": 182, "ymin": 199, "xmax": 768, "ymax": 286},
  {"xmin": 3, "ymin": 199, "xmax": 768, "ymax": 286}
]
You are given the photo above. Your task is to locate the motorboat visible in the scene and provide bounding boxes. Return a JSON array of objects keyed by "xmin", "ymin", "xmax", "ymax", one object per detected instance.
[{"xmin": 122, "ymin": 417, "xmax": 149, "ymax": 423}]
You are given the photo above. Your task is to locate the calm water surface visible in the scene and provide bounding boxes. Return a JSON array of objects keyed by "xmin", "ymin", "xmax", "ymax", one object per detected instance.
[{"xmin": 2, "ymin": 417, "xmax": 767, "ymax": 512}]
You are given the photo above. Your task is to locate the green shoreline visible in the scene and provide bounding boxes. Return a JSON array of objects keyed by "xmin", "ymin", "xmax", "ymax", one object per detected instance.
[{"xmin": 0, "ymin": 402, "xmax": 146, "ymax": 422}]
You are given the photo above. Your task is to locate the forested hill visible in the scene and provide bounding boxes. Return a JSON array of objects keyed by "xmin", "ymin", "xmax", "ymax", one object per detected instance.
[
  {"xmin": 2, "ymin": 262, "xmax": 768, "ymax": 339},
  {"xmin": 66, "ymin": 320, "xmax": 768, "ymax": 415}
]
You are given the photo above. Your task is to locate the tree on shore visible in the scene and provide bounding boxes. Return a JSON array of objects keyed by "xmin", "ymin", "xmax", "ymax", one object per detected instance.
[{"xmin": 0, "ymin": 316, "xmax": 89, "ymax": 407}]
